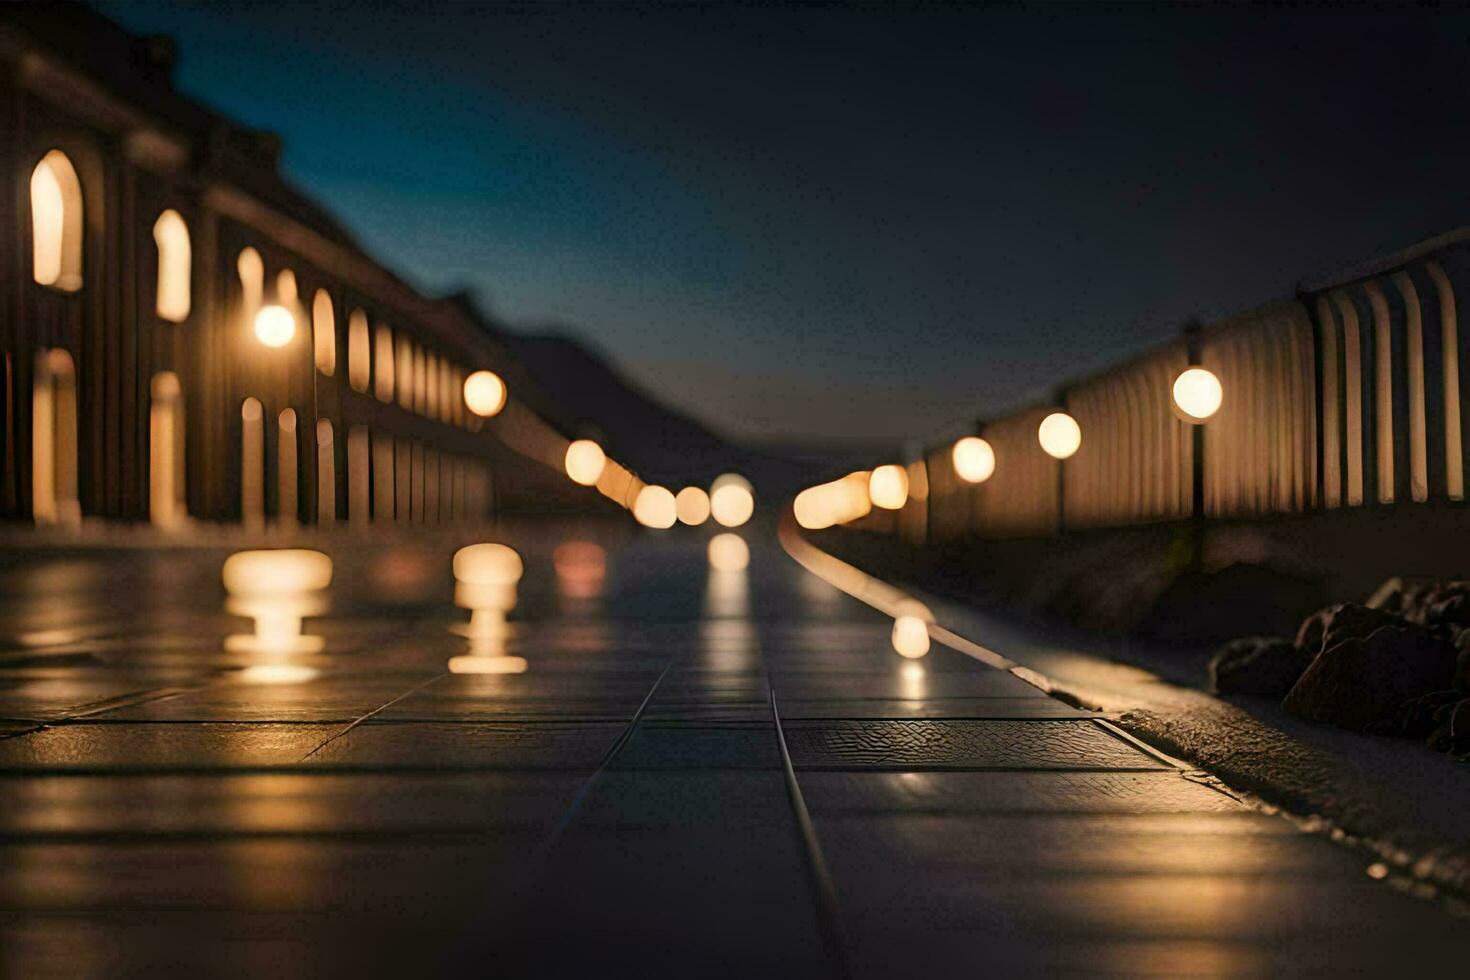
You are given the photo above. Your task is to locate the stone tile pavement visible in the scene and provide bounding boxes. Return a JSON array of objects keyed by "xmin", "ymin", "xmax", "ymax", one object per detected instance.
[{"xmin": 0, "ymin": 528, "xmax": 1463, "ymax": 976}]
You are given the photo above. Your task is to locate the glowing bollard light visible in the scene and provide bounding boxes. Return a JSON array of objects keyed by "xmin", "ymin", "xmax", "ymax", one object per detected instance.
[
  {"xmin": 463, "ymin": 370, "xmax": 507, "ymax": 418},
  {"xmin": 634, "ymin": 485, "xmax": 678, "ymax": 529},
  {"xmin": 1172, "ymin": 366, "xmax": 1223, "ymax": 422},
  {"xmin": 891, "ymin": 614, "xmax": 931, "ymax": 659},
  {"xmin": 222, "ymin": 549, "xmax": 332, "ymax": 683},
  {"xmin": 951, "ymin": 436, "xmax": 995, "ymax": 484},
  {"xmin": 676, "ymin": 486, "xmax": 711, "ymax": 526},
  {"xmin": 1038, "ymin": 411, "xmax": 1082, "ymax": 460},
  {"xmin": 709, "ymin": 473, "xmax": 754, "ymax": 528},
  {"xmin": 253, "ymin": 304, "xmax": 295, "ymax": 348},
  {"xmin": 564, "ymin": 439, "xmax": 606, "ymax": 486},
  {"xmin": 707, "ymin": 532, "xmax": 750, "ymax": 571},
  {"xmin": 868, "ymin": 464, "xmax": 910, "ymax": 510},
  {"xmin": 449, "ymin": 543, "xmax": 528, "ymax": 674}
]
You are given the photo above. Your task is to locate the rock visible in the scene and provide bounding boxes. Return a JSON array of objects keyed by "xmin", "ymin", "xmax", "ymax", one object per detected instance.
[
  {"xmin": 1455, "ymin": 630, "xmax": 1470, "ymax": 692},
  {"xmin": 1384, "ymin": 689, "xmax": 1464, "ymax": 739},
  {"xmin": 1399, "ymin": 581, "xmax": 1470, "ymax": 629},
  {"xmin": 1427, "ymin": 698, "xmax": 1470, "ymax": 755},
  {"xmin": 1282, "ymin": 625, "xmax": 1460, "ymax": 732},
  {"xmin": 1294, "ymin": 602, "xmax": 1400, "ymax": 658},
  {"xmin": 1209, "ymin": 636, "xmax": 1312, "ymax": 696}
]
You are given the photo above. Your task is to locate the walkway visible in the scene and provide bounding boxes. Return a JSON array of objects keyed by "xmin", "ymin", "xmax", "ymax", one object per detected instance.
[{"xmin": 0, "ymin": 526, "xmax": 1463, "ymax": 976}]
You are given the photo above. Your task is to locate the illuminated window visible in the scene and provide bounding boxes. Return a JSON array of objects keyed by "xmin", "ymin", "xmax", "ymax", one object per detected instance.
[
  {"xmin": 152, "ymin": 210, "xmax": 190, "ymax": 322},
  {"xmin": 149, "ymin": 372, "xmax": 186, "ymax": 528},
  {"xmin": 316, "ymin": 418, "xmax": 336, "ymax": 523},
  {"xmin": 237, "ymin": 248, "xmax": 263, "ymax": 333},
  {"xmin": 374, "ymin": 324, "xmax": 394, "ymax": 403},
  {"xmin": 32, "ymin": 348, "xmax": 80, "ymax": 527},
  {"xmin": 278, "ymin": 408, "xmax": 299, "ymax": 528},
  {"xmin": 348, "ymin": 310, "xmax": 370, "ymax": 392},
  {"xmin": 30, "ymin": 150, "xmax": 83, "ymax": 291},
  {"xmin": 396, "ymin": 334, "xmax": 413, "ymax": 410},
  {"xmin": 241, "ymin": 397, "xmax": 264, "ymax": 531},
  {"xmin": 313, "ymin": 290, "xmax": 336, "ymax": 376}
]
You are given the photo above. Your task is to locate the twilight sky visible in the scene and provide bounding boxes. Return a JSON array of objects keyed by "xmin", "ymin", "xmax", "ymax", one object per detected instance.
[{"xmin": 100, "ymin": 2, "xmax": 1470, "ymax": 446}]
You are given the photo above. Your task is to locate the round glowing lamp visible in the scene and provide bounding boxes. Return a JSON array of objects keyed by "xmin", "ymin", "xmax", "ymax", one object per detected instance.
[
  {"xmin": 708, "ymin": 532, "xmax": 750, "ymax": 571},
  {"xmin": 253, "ymin": 304, "xmax": 295, "ymax": 348},
  {"xmin": 1172, "ymin": 367, "xmax": 1223, "ymax": 422},
  {"xmin": 709, "ymin": 473, "xmax": 754, "ymax": 528},
  {"xmin": 676, "ymin": 486, "xmax": 711, "ymax": 526},
  {"xmin": 633, "ymin": 485, "xmax": 677, "ymax": 529},
  {"xmin": 951, "ymin": 436, "xmax": 995, "ymax": 484},
  {"xmin": 564, "ymin": 439, "xmax": 606, "ymax": 486},
  {"xmin": 1038, "ymin": 412, "xmax": 1081, "ymax": 460},
  {"xmin": 463, "ymin": 370, "xmax": 507, "ymax": 418},
  {"xmin": 868, "ymin": 464, "xmax": 910, "ymax": 510}
]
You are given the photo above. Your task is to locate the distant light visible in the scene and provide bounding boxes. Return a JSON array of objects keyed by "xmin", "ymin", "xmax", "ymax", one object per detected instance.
[
  {"xmin": 553, "ymin": 540, "xmax": 606, "ymax": 599},
  {"xmin": 1038, "ymin": 412, "xmax": 1081, "ymax": 460},
  {"xmin": 253, "ymin": 304, "xmax": 295, "ymax": 348},
  {"xmin": 868, "ymin": 464, "xmax": 910, "ymax": 510},
  {"xmin": 221, "ymin": 549, "xmax": 332, "ymax": 658},
  {"xmin": 1172, "ymin": 367, "xmax": 1223, "ymax": 422},
  {"xmin": 708, "ymin": 532, "xmax": 750, "ymax": 571},
  {"xmin": 564, "ymin": 439, "xmax": 606, "ymax": 485},
  {"xmin": 891, "ymin": 615, "xmax": 930, "ymax": 659},
  {"xmin": 709, "ymin": 473, "xmax": 754, "ymax": 527},
  {"xmin": 634, "ymin": 485, "xmax": 677, "ymax": 528},
  {"xmin": 463, "ymin": 370, "xmax": 507, "ymax": 417},
  {"xmin": 951, "ymin": 436, "xmax": 995, "ymax": 484},
  {"xmin": 676, "ymin": 486, "xmax": 711, "ymax": 525}
]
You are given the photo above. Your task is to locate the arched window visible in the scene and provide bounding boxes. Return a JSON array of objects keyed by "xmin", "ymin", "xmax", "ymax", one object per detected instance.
[
  {"xmin": 33, "ymin": 348, "xmax": 80, "ymax": 526},
  {"xmin": 396, "ymin": 333, "xmax": 413, "ymax": 409},
  {"xmin": 348, "ymin": 309, "xmax": 370, "ymax": 392},
  {"xmin": 152, "ymin": 210, "xmax": 191, "ymax": 322},
  {"xmin": 316, "ymin": 418, "xmax": 336, "ymax": 523},
  {"xmin": 313, "ymin": 290, "xmax": 336, "ymax": 376},
  {"xmin": 237, "ymin": 248, "xmax": 264, "ymax": 334},
  {"xmin": 276, "ymin": 268, "xmax": 298, "ymax": 309},
  {"xmin": 149, "ymin": 372, "xmax": 186, "ymax": 527},
  {"xmin": 31, "ymin": 151, "xmax": 83, "ymax": 291},
  {"xmin": 241, "ymin": 397, "xmax": 265, "ymax": 531},
  {"xmin": 278, "ymin": 408, "xmax": 299, "ymax": 529},
  {"xmin": 374, "ymin": 324, "xmax": 395, "ymax": 403}
]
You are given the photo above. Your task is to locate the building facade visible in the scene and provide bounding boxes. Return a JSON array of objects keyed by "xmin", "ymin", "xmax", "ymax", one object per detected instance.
[{"xmin": 1, "ymin": 5, "xmax": 607, "ymax": 530}]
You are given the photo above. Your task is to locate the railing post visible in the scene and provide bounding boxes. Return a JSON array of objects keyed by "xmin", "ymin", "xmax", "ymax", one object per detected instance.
[{"xmin": 1184, "ymin": 321, "xmax": 1205, "ymax": 574}]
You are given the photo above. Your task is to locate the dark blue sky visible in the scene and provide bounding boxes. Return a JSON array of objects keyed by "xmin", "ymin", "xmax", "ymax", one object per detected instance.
[{"xmin": 100, "ymin": 2, "xmax": 1470, "ymax": 445}]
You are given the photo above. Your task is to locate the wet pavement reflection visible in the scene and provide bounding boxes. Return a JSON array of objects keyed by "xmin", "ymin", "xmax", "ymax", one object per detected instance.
[{"xmin": 0, "ymin": 522, "xmax": 1463, "ymax": 976}]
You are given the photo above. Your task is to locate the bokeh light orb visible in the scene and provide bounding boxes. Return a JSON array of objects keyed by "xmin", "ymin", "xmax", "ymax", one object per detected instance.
[
  {"xmin": 868, "ymin": 464, "xmax": 910, "ymax": 510},
  {"xmin": 463, "ymin": 370, "xmax": 507, "ymax": 418},
  {"xmin": 564, "ymin": 439, "xmax": 606, "ymax": 486},
  {"xmin": 675, "ymin": 486, "xmax": 711, "ymax": 525},
  {"xmin": 951, "ymin": 436, "xmax": 995, "ymax": 484},
  {"xmin": 634, "ymin": 485, "xmax": 677, "ymax": 529},
  {"xmin": 253, "ymin": 304, "xmax": 295, "ymax": 348},
  {"xmin": 1172, "ymin": 367, "xmax": 1223, "ymax": 422},
  {"xmin": 1038, "ymin": 412, "xmax": 1082, "ymax": 460},
  {"xmin": 709, "ymin": 473, "xmax": 754, "ymax": 528},
  {"xmin": 891, "ymin": 615, "xmax": 930, "ymax": 659},
  {"xmin": 707, "ymin": 532, "xmax": 750, "ymax": 571}
]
